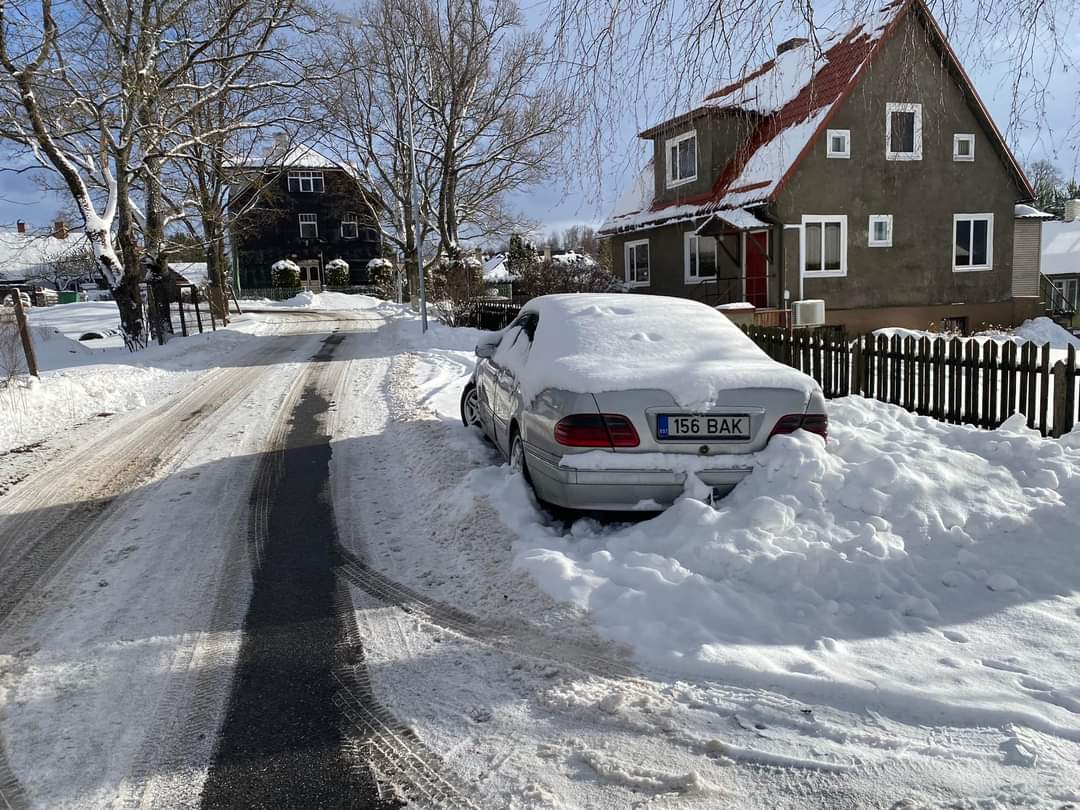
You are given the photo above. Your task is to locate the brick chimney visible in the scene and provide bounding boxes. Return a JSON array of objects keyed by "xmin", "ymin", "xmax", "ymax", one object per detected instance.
[
  {"xmin": 16, "ymin": 220, "xmax": 26, "ymax": 234},
  {"xmin": 1065, "ymin": 199, "xmax": 1080, "ymax": 223},
  {"xmin": 53, "ymin": 219, "xmax": 68, "ymax": 239}
]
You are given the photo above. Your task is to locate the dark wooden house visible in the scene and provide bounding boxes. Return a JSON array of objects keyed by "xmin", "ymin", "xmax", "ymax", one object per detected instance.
[{"xmin": 229, "ymin": 146, "xmax": 381, "ymax": 289}]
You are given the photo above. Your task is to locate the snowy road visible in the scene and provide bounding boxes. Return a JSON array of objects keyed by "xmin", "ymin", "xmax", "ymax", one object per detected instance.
[{"xmin": 2, "ymin": 301, "xmax": 1079, "ymax": 809}]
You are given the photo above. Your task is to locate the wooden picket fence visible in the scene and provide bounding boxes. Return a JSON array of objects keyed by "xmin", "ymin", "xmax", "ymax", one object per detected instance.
[{"xmin": 743, "ymin": 325, "xmax": 1080, "ymax": 438}]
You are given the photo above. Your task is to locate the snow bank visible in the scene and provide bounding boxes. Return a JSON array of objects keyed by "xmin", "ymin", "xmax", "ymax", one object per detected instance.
[
  {"xmin": 1011, "ymin": 317, "xmax": 1080, "ymax": 349},
  {"xmin": 479, "ymin": 397, "xmax": 1080, "ymax": 737},
  {"xmin": 241, "ymin": 291, "xmax": 389, "ymax": 311},
  {"xmin": 505, "ymin": 294, "xmax": 816, "ymax": 408}
]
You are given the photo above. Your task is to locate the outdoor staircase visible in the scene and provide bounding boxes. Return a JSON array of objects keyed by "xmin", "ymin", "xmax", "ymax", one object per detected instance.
[{"xmin": 1039, "ymin": 273, "xmax": 1076, "ymax": 329}]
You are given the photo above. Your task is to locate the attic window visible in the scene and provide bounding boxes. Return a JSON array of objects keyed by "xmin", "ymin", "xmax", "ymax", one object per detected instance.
[
  {"xmin": 665, "ymin": 131, "xmax": 697, "ymax": 188},
  {"xmin": 288, "ymin": 171, "xmax": 324, "ymax": 193},
  {"xmin": 827, "ymin": 129, "xmax": 850, "ymax": 159},
  {"xmin": 886, "ymin": 103, "xmax": 922, "ymax": 161},
  {"xmin": 953, "ymin": 133, "xmax": 975, "ymax": 162}
]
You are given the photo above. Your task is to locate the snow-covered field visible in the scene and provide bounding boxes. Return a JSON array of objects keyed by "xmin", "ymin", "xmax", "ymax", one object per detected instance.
[{"xmin": 343, "ymin": 311, "xmax": 1080, "ymax": 807}]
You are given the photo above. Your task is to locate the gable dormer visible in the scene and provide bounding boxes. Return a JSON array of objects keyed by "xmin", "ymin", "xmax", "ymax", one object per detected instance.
[{"xmin": 642, "ymin": 111, "xmax": 757, "ymax": 207}]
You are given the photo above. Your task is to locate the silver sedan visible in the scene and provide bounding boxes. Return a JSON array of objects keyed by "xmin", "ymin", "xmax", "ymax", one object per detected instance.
[{"xmin": 460, "ymin": 294, "xmax": 827, "ymax": 511}]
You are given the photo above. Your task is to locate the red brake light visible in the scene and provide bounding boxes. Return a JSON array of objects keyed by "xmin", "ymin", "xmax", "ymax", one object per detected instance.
[
  {"xmin": 769, "ymin": 413, "xmax": 827, "ymax": 440},
  {"xmin": 554, "ymin": 414, "xmax": 640, "ymax": 448}
]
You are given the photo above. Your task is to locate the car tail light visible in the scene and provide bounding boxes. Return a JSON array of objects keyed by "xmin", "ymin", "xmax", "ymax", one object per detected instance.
[
  {"xmin": 554, "ymin": 414, "xmax": 640, "ymax": 448},
  {"xmin": 769, "ymin": 413, "xmax": 828, "ymax": 441}
]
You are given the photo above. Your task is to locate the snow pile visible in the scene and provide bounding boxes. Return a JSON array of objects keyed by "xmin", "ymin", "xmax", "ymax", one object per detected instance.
[
  {"xmin": 477, "ymin": 397, "xmax": 1080, "ymax": 738},
  {"xmin": 242, "ymin": 291, "xmax": 389, "ymax": 311},
  {"xmin": 499, "ymin": 294, "xmax": 816, "ymax": 408},
  {"xmin": 1011, "ymin": 317, "xmax": 1080, "ymax": 350}
]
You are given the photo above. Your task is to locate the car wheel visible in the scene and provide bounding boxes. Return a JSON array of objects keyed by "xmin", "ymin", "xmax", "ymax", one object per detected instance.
[
  {"xmin": 509, "ymin": 429, "xmax": 532, "ymax": 484},
  {"xmin": 460, "ymin": 383, "xmax": 481, "ymax": 427}
]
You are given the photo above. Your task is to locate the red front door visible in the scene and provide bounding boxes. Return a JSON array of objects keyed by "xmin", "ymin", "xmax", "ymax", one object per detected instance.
[{"xmin": 745, "ymin": 231, "xmax": 769, "ymax": 308}]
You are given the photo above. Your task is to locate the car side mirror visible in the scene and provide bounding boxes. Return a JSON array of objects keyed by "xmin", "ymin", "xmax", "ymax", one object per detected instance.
[{"xmin": 475, "ymin": 340, "xmax": 497, "ymax": 359}]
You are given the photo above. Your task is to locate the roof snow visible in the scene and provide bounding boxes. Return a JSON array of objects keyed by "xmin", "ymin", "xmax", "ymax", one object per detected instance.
[
  {"xmin": 1041, "ymin": 220, "xmax": 1080, "ymax": 277},
  {"xmin": 1014, "ymin": 203, "xmax": 1053, "ymax": 220},
  {"xmin": 228, "ymin": 144, "xmax": 358, "ymax": 176},
  {"xmin": 0, "ymin": 228, "xmax": 90, "ymax": 279},
  {"xmin": 169, "ymin": 262, "xmax": 209, "ymax": 287},
  {"xmin": 601, "ymin": 0, "xmax": 910, "ymax": 234},
  {"xmin": 482, "ymin": 254, "xmax": 513, "ymax": 282}
]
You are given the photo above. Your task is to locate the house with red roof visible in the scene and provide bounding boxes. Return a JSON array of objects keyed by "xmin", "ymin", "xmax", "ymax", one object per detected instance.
[{"xmin": 600, "ymin": 0, "xmax": 1045, "ymax": 333}]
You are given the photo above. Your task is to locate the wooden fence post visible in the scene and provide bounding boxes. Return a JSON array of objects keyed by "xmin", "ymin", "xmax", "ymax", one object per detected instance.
[
  {"xmin": 192, "ymin": 287, "xmax": 204, "ymax": 334},
  {"xmin": 10, "ymin": 291, "xmax": 38, "ymax": 377},
  {"xmin": 1052, "ymin": 360, "xmax": 1068, "ymax": 438}
]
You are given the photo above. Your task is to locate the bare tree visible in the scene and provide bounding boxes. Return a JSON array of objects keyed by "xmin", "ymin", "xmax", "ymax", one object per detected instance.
[
  {"xmin": 326, "ymin": 0, "xmax": 575, "ymax": 280},
  {"xmin": 0, "ymin": 0, "xmax": 309, "ymax": 345},
  {"xmin": 1029, "ymin": 159, "xmax": 1065, "ymax": 213}
]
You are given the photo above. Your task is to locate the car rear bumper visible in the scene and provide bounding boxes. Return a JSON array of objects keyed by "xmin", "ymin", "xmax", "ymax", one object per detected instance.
[{"xmin": 525, "ymin": 446, "xmax": 753, "ymax": 511}]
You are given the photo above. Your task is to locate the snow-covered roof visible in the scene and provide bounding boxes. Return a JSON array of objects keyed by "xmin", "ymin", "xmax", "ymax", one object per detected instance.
[
  {"xmin": 550, "ymin": 250, "xmax": 597, "ymax": 267},
  {"xmin": 1042, "ymin": 220, "xmax": 1080, "ymax": 277},
  {"xmin": 0, "ymin": 228, "xmax": 89, "ymax": 277},
  {"xmin": 228, "ymin": 144, "xmax": 359, "ymax": 177},
  {"xmin": 506, "ymin": 293, "xmax": 816, "ymax": 409},
  {"xmin": 602, "ymin": 0, "xmax": 1032, "ymax": 235},
  {"xmin": 482, "ymin": 253, "xmax": 514, "ymax": 282},
  {"xmin": 1014, "ymin": 204, "xmax": 1053, "ymax": 220},
  {"xmin": 696, "ymin": 208, "xmax": 770, "ymax": 233},
  {"xmin": 169, "ymin": 262, "xmax": 209, "ymax": 287}
]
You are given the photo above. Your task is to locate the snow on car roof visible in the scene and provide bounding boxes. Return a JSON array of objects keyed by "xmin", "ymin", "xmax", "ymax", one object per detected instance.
[{"xmin": 514, "ymin": 293, "xmax": 817, "ymax": 408}]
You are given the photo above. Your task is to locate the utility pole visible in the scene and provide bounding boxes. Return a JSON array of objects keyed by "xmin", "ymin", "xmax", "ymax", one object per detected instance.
[{"xmin": 404, "ymin": 52, "xmax": 428, "ymax": 333}]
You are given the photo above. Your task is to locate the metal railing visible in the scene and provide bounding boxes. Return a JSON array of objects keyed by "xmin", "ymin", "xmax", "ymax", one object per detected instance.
[{"xmin": 1040, "ymin": 273, "xmax": 1077, "ymax": 316}]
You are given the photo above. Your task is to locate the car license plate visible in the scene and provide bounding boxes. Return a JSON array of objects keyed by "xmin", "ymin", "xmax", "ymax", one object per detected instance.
[{"xmin": 657, "ymin": 414, "xmax": 750, "ymax": 440}]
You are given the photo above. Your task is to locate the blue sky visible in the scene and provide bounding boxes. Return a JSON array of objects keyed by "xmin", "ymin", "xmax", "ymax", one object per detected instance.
[{"xmin": 2, "ymin": 0, "xmax": 1077, "ymax": 238}]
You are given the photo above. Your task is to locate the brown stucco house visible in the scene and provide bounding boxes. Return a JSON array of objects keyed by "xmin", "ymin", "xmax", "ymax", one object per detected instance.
[{"xmin": 600, "ymin": 0, "xmax": 1043, "ymax": 333}]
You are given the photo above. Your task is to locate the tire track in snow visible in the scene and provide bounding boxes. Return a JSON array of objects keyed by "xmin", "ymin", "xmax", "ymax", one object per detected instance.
[{"xmin": 0, "ymin": 315, "xmax": 344, "ymax": 809}]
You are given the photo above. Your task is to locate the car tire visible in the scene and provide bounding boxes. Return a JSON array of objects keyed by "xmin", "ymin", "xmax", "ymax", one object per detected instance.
[
  {"xmin": 460, "ymin": 383, "xmax": 481, "ymax": 428},
  {"xmin": 509, "ymin": 428, "xmax": 532, "ymax": 484}
]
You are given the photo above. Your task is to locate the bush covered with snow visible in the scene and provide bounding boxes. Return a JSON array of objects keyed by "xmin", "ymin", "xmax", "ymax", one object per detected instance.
[
  {"xmin": 325, "ymin": 258, "xmax": 350, "ymax": 286},
  {"xmin": 367, "ymin": 257, "xmax": 397, "ymax": 299},
  {"xmin": 271, "ymin": 259, "xmax": 300, "ymax": 288}
]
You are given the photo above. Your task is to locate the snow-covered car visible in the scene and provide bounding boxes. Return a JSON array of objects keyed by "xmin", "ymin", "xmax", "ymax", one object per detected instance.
[{"xmin": 460, "ymin": 293, "xmax": 827, "ymax": 511}]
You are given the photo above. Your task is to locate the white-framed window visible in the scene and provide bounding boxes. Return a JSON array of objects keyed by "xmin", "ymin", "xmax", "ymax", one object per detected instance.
[
  {"xmin": 953, "ymin": 213, "xmax": 994, "ymax": 272},
  {"xmin": 868, "ymin": 214, "xmax": 893, "ymax": 247},
  {"xmin": 826, "ymin": 129, "xmax": 850, "ymax": 159},
  {"xmin": 299, "ymin": 212, "xmax": 318, "ymax": 239},
  {"xmin": 953, "ymin": 133, "xmax": 975, "ymax": 162},
  {"xmin": 801, "ymin": 215, "xmax": 847, "ymax": 277},
  {"xmin": 287, "ymin": 170, "xmax": 325, "ymax": 193},
  {"xmin": 341, "ymin": 212, "xmax": 359, "ymax": 239},
  {"xmin": 1053, "ymin": 278, "xmax": 1078, "ymax": 309},
  {"xmin": 684, "ymin": 232, "xmax": 718, "ymax": 282},
  {"xmin": 624, "ymin": 239, "xmax": 650, "ymax": 287},
  {"xmin": 885, "ymin": 102, "xmax": 922, "ymax": 161},
  {"xmin": 665, "ymin": 131, "xmax": 697, "ymax": 188}
]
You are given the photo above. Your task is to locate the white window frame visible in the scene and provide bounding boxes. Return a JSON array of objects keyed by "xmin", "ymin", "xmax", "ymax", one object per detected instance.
[
  {"xmin": 665, "ymin": 131, "xmax": 697, "ymax": 188},
  {"xmin": 298, "ymin": 212, "xmax": 318, "ymax": 239},
  {"xmin": 868, "ymin": 214, "xmax": 893, "ymax": 247},
  {"xmin": 287, "ymin": 170, "xmax": 325, "ymax": 193},
  {"xmin": 624, "ymin": 239, "xmax": 651, "ymax": 287},
  {"xmin": 953, "ymin": 133, "xmax": 975, "ymax": 162},
  {"xmin": 341, "ymin": 212, "xmax": 359, "ymax": 239},
  {"xmin": 800, "ymin": 215, "xmax": 848, "ymax": 278},
  {"xmin": 885, "ymin": 102, "xmax": 923, "ymax": 161},
  {"xmin": 826, "ymin": 129, "xmax": 850, "ymax": 159},
  {"xmin": 683, "ymin": 231, "xmax": 718, "ymax": 283},
  {"xmin": 952, "ymin": 213, "xmax": 994, "ymax": 272}
]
